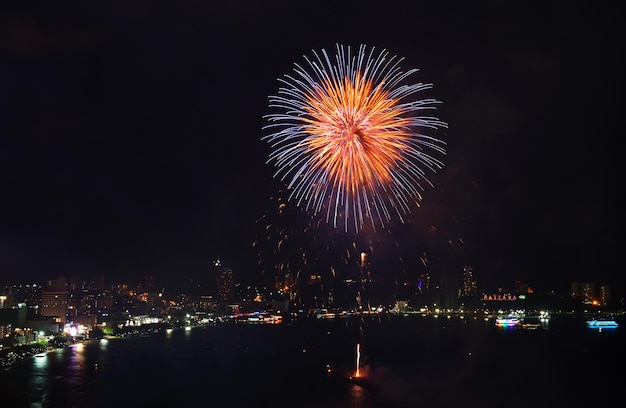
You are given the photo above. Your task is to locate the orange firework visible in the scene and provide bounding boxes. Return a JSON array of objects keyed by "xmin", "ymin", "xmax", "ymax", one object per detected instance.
[{"xmin": 263, "ymin": 44, "xmax": 447, "ymax": 233}]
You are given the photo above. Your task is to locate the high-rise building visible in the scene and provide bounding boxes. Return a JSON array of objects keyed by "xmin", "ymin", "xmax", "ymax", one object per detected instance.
[
  {"xmin": 417, "ymin": 273, "xmax": 431, "ymax": 293},
  {"xmin": 3, "ymin": 284, "xmax": 42, "ymax": 313},
  {"xmin": 216, "ymin": 267, "xmax": 235, "ymax": 303},
  {"xmin": 48, "ymin": 276, "xmax": 68, "ymax": 291},
  {"xmin": 41, "ymin": 291, "xmax": 69, "ymax": 323},
  {"xmin": 571, "ymin": 281, "xmax": 582, "ymax": 300},
  {"xmin": 571, "ymin": 281, "xmax": 596, "ymax": 303},
  {"xmin": 92, "ymin": 274, "xmax": 105, "ymax": 291},
  {"xmin": 144, "ymin": 275, "xmax": 155, "ymax": 292},
  {"xmin": 581, "ymin": 283, "xmax": 595, "ymax": 303},
  {"xmin": 600, "ymin": 284, "xmax": 611, "ymax": 306},
  {"xmin": 68, "ymin": 276, "xmax": 83, "ymax": 292},
  {"xmin": 461, "ymin": 266, "xmax": 477, "ymax": 297}
]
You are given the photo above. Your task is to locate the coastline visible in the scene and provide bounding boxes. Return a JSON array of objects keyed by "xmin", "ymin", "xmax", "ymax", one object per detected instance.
[{"xmin": 1, "ymin": 343, "xmax": 50, "ymax": 370}]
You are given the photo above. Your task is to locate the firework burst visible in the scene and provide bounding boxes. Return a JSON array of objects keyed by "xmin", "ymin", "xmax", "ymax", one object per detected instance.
[{"xmin": 263, "ymin": 44, "xmax": 447, "ymax": 233}]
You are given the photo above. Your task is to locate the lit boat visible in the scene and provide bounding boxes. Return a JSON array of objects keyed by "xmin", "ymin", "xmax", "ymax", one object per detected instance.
[
  {"xmin": 586, "ymin": 320, "xmax": 619, "ymax": 328},
  {"xmin": 495, "ymin": 317, "xmax": 520, "ymax": 327},
  {"xmin": 520, "ymin": 316, "xmax": 547, "ymax": 330}
]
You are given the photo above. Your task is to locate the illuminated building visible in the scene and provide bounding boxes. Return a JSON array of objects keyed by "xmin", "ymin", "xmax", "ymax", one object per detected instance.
[
  {"xmin": 2, "ymin": 284, "xmax": 42, "ymax": 314},
  {"xmin": 94, "ymin": 292, "xmax": 114, "ymax": 311},
  {"xmin": 417, "ymin": 274, "xmax": 431, "ymax": 293},
  {"xmin": 461, "ymin": 266, "xmax": 477, "ymax": 297},
  {"xmin": 600, "ymin": 284, "xmax": 611, "ymax": 306},
  {"xmin": 571, "ymin": 281, "xmax": 596, "ymax": 303},
  {"xmin": 41, "ymin": 291, "xmax": 69, "ymax": 323},
  {"xmin": 572, "ymin": 283, "xmax": 595, "ymax": 304},
  {"xmin": 216, "ymin": 267, "xmax": 235, "ymax": 302}
]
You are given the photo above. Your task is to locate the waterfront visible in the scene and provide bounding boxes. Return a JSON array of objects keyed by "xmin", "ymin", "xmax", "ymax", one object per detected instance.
[{"xmin": 1, "ymin": 314, "xmax": 623, "ymax": 408}]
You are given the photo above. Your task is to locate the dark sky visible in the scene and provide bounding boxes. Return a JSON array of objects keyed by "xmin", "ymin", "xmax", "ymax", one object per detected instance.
[{"xmin": 1, "ymin": 1, "xmax": 623, "ymax": 295}]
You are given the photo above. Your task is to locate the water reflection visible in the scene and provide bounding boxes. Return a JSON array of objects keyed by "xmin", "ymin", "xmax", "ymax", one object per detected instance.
[
  {"xmin": 68, "ymin": 343, "xmax": 86, "ymax": 380},
  {"xmin": 2, "ymin": 316, "xmax": 622, "ymax": 408},
  {"xmin": 33, "ymin": 353, "xmax": 48, "ymax": 368},
  {"xmin": 348, "ymin": 384, "xmax": 371, "ymax": 408},
  {"xmin": 30, "ymin": 352, "xmax": 50, "ymax": 407}
]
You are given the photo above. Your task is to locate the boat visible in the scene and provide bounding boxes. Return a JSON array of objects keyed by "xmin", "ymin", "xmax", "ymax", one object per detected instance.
[
  {"xmin": 521, "ymin": 321, "xmax": 541, "ymax": 330},
  {"xmin": 495, "ymin": 317, "xmax": 520, "ymax": 327},
  {"xmin": 520, "ymin": 315, "xmax": 547, "ymax": 330},
  {"xmin": 586, "ymin": 319, "xmax": 618, "ymax": 328}
]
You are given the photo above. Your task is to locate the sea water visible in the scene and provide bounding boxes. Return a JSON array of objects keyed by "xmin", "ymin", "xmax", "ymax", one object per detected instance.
[{"xmin": 1, "ymin": 314, "xmax": 623, "ymax": 408}]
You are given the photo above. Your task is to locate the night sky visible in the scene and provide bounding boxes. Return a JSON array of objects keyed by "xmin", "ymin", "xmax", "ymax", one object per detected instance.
[{"xmin": 1, "ymin": 1, "xmax": 622, "ymax": 295}]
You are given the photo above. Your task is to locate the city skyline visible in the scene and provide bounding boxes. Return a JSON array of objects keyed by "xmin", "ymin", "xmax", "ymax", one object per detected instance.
[
  {"xmin": 1, "ymin": 3, "xmax": 622, "ymax": 297},
  {"xmin": 1, "ymin": 264, "xmax": 619, "ymax": 303}
]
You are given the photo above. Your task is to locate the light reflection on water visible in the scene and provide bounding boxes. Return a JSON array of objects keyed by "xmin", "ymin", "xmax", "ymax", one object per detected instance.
[
  {"xmin": 20, "ymin": 342, "xmax": 98, "ymax": 408},
  {"xmin": 33, "ymin": 354, "xmax": 48, "ymax": 369},
  {"xmin": 30, "ymin": 354, "xmax": 49, "ymax": 408},
  {"xmin": 1, "ymin": 315, "xmax": 623, "ymax": 408},
  {"xmin": 347, "ymin": 384, "xmax": 371, "ymax": 408}
]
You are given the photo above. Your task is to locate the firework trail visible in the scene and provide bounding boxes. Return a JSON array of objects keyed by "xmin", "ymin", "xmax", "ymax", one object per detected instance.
[
  {"xmin": 253, "ymin": 191, "xmax": 364, "ymax": 309},
  {"xmin": 263, "ymin": 44, "xmax": 447, "ymax": 233}
]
